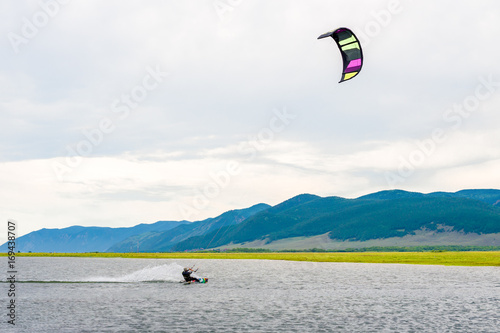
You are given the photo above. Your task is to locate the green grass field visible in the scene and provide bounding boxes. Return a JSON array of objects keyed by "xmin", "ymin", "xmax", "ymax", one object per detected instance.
[{"xmin": 7, "ymin": 251, "xmax": 500, "ymax": 266}]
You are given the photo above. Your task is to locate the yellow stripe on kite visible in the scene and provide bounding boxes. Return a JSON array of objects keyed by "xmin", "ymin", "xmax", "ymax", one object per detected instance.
[
  {"xmin": 338, "ymin": 35, "xmax": 357, "ymax": 46},
  {"xmin": 341, "ymin": 43, "xmax": 360, "ymax": 51},
  {"xmin": 343, "ymin": 72, "xmax": 358, "ymax": 81}
]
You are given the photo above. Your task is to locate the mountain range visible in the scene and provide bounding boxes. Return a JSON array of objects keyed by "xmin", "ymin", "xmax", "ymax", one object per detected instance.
[
  {"xmin": 2, "ymin": 189, "xmax": 500, "ymax": 253},
  {"xmin": 1, "ymin": 220, "xmax": 190, "ymax": 253}
]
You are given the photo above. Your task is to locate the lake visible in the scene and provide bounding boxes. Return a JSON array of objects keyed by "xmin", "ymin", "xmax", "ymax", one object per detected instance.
[{"xmin": 4, "ymin": 257, "xmax": 499, "ymax": 332}]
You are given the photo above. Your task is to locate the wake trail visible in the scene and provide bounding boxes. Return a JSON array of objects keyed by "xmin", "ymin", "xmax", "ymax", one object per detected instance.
[
  {"xmin": 83, "ymin": 262, "xmax": 185, "ymax": 283},
  {"xmin": 12, "ymin": 263, "xmax": 187, "ymax": 284}
]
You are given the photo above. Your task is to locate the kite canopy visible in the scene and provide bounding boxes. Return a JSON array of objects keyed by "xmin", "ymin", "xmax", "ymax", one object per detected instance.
[{"xmin": 318, "ymin": 27, "xmax": 363, "ymax": 83}]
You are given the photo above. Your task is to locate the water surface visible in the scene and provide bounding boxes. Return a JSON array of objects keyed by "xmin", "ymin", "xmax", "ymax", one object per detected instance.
[{"xmin": 4, "ymin": 257, "xmax": 499, "ymax": 332}]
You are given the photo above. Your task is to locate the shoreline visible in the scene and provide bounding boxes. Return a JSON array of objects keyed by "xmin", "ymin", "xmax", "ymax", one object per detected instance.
[{"xmin": 5, "ymin": 251, "xmax": 500, "ymax": 266}]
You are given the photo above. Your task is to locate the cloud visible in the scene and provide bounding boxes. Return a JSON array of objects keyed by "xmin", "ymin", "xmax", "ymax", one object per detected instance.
[{"xmin": 1, "ymin": 0, "xmax": 500, "ymax": 237}]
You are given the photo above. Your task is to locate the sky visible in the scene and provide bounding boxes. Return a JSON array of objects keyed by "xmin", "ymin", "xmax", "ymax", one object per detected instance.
[{"xmin": 1, "ymin": 0, "xmax": 500, "ymax": 238}]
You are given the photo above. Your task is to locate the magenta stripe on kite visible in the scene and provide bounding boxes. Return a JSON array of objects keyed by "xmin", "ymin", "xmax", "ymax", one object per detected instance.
[
  {"xmin": 345, "ymin": 66, "xmax": 361, "ymax": 73},
  {"xmin": 346, "ymin": 59, "xmax": 361, "ymax": 69}
]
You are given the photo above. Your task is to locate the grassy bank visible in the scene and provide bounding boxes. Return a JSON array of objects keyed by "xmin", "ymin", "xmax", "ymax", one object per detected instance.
[{"xmin": 7, "ymin": 251, "xmax": 500, "ymax": 266}]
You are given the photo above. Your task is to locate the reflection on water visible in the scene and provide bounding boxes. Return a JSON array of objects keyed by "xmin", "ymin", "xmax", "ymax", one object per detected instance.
[{"xmin": 9, "ymin": 257, "xmax": 500, "ymax": 332}]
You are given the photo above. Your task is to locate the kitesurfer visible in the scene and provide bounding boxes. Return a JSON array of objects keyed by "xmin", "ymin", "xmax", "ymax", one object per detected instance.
[{"xmin": 182, "ymin": 267, "xmax": 200, "ymax": 283}]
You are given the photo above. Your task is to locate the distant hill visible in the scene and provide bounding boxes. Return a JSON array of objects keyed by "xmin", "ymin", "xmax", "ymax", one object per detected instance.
[
  {"xmin": 107, "ymin": 203, "xmax": 271, "ymax": 252},
  {"xmin": 361, "ymin": 189, "xmax": 500, "ymax": 205},
  {"xmin": 453, "ymin": 189, "xmax": 500, "ymax": 206},
  {"xmin": 0, "ymin": 220, "xmax": 188, "ymax": 253},
  {"xmin": 0, "ymin": 203, "xmax": 270, "ymax": 253},
  {"xmin": 172, "ymin": 189, "xmax": 500, "ymax": 251}
]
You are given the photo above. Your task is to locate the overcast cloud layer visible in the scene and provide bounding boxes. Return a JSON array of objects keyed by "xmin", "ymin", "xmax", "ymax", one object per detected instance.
[{"xmin": 1, "ymin": 0, "xmax": 500, "ymax": 237}]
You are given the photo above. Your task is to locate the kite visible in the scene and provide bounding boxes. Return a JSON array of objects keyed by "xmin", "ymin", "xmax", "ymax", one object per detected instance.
[{"xmin": 318, "ymin": 27, "xmax": 363, "ymax": 83}]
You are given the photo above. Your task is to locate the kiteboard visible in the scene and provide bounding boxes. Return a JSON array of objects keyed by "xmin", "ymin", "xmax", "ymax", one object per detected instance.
[{"xmin": 181, "ymin": 278, "xmax": 208, "ymax": 285}]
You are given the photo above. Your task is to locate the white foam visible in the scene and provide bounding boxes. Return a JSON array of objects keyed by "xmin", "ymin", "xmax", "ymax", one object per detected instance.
[{"xmin": 83, "ymin": 263, "xmax": 185, "ymax": 283}]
